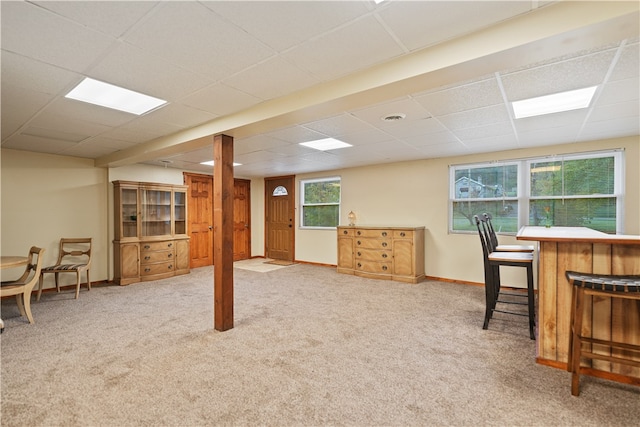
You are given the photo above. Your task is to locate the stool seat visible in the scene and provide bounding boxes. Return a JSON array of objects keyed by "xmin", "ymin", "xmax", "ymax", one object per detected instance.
[{"xmin": 565, "ymin": 271, "xmax": 640, "ymax": 396}]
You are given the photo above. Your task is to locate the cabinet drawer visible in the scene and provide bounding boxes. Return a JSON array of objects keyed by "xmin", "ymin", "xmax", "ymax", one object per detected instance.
[
  {"xmin": 354, "ymin": 229, "xmax": 391, "ymax": 238},
  {"xmin": 141, "ymin": 250, "xmax": 173, "ymax": 264},
  {"xmin": 393, "ymin": 230, "xmax": 414, "ymax": 239},
  {"xmin": 355, "ymin": 238, "xmax": 391, "ymax": 250},
  {"xmin": 141, "ymin": 262, "xmax": 174, "ymax": 276},
  {"xmin": 141, "ymin": 241, "xmax": 174, "ymax": 252},
  {"xmin": 355, "ymin": 248, "xmax": 391, "ymax": 261},
  {"xmin": 355, "ymin": 260, "xmax": 392, "ymax": 274},
  {"xmin": 338, "ymin": 228, "xmax": 354, "ymax": 237}
]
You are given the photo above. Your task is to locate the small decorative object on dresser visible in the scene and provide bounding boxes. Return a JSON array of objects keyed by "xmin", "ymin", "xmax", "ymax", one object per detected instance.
[
  {"xmin": 337, "ymin": 226, "xmax": 425, "ymax": 284},
  {"xmin": 113, "ymin": 180, "xmax": 190, "ymax": 285}
]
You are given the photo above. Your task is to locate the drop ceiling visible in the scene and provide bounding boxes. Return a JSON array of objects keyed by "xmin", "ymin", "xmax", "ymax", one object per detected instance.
[{"xmin": 1, "ymin": 1, "xmax": 638, "ymax": 178}]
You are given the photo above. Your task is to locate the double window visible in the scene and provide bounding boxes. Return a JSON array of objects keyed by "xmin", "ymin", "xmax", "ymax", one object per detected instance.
[
  {"xmin": 300, "ymin": 177, "xmax": 341, "ymax": 228},
  {"xmin": 450, "ymin": 150, "xmax": 623, "ymax": 234}
]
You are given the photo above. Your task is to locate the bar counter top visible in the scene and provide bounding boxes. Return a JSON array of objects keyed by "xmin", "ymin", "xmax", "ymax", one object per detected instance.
[{"xmin": 517, "ymin": 225, "xmax": 640, "ymax": 244}]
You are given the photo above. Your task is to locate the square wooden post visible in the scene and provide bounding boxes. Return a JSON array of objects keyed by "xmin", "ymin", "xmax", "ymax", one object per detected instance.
[{"xmin": 213, "ymin": 134, "xmax": 234, "ymax": 331}]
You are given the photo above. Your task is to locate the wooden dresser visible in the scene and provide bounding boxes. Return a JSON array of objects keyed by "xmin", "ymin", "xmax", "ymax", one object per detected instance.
[{"xmin": 337, "ymin": 226, "xmax": 425, "ymax": 283}]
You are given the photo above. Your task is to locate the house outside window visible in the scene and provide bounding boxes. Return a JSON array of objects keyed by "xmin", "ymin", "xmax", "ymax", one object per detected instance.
[
  {"xmin": 450, "ymin": 150, "xmax": 623, "ymax": 234},
  {"xmin": 300, "ymin": 177, "xmax": 341, "ymax": 228}
]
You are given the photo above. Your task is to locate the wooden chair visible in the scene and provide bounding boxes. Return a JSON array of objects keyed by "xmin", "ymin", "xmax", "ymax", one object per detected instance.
[
  {"xmin": 483, "ymin": 213, "xmax": 534, "ymax": 253},
  {"xmin": 474, "ymin": 215, "xmax": 536, "ymax": 340},
  {"xmin": 38, "ymin": 238, "xmax": 92, "ymax": 300},
  {"xmin": 565, "ymin": 271, "xmax": 640, "ymax": 396},
  {"xmin": 0, "ymin": 246, "xmax": 45, "ymax": 324}
]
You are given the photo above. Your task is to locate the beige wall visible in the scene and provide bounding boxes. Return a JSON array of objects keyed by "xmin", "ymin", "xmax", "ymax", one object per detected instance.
[
  {"xmin": 2, "ymin": 135, "xmax": 638, "ymax": 289},
  {"xmin": 0, "ymin": 150, "xmax": 108, "ymax": 289}
]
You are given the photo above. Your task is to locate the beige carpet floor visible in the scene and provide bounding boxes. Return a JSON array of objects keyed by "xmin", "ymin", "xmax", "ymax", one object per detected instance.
[{"xmin": 1, "ymin": 263, "xmax": 638, "ymax": 426}]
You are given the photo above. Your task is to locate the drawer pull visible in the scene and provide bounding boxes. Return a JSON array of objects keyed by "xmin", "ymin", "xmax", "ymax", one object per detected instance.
[
  {"xmin": 168, "ymin": 264, "xmax": 173, "ymax": 269},
  {"xmin": 144, "ymin": 268, "xmax": 151, "ymax": 273},
  {"xmin": 357, "ymin": 231, "xmax": 361, "ymax": 236},
  {"xmin": 400, "ymin": 232, "xmax": 406, "ymax": 237},
  {"xmin": 382, "ymin": 253, "xmax": 387, "ymax": 258},
  {"xmin": 144, "ymin": 256, "xmax": 150, "ymax": 260},
  {"xmin": 357, "ymin": 240, "xmax": 361, "ymax": 245},
  {"xmin": 168, "ymin": 243, "xmax": 173, "ymax": 247},
  {"xmin": 382, "ymin": 242, "xmax": 388, "ymax": 247},
  {"xmin": 144, "ymin": 245, "xmax": 150, "ymax": 250},
  {"xmin": 382, "ymin": 231, "xmax": 387, "ymax": 237},
  {"xmin": 382, "ymin": 265, "xmax": 388, "ymax": 271},
  {"xmin": 168, "ymin": 253, "xmax": 173, "ymax": 258},
  {"xmin": 357, "ymin": 252, "xmax": 361, "ymax": 256},
  {"xmin": 343, "ymin": 230, "xmax": 348, "ymax": 235},
  {"xmin": 357, "ymin": 262, "xmax": 362, "ymax": 268}
]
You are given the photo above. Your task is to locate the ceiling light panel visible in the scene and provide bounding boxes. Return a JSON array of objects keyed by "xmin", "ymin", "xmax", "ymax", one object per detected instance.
[
  {"xmin": 512, "ymin": 86, "xmax": 598, "ymax": 119},
  {"xmin": 65, "ymin": 78, "xmax": 167, "ymax": 115},
  {"xmin": 299, "ymin": 138, "xmax": 352, "ymax": 151}
]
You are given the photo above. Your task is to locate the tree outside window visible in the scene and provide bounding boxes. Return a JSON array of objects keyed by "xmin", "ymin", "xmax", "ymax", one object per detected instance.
[{"xmin": 301, "ymin": 177, "xmax": 341, "ymax": 228}]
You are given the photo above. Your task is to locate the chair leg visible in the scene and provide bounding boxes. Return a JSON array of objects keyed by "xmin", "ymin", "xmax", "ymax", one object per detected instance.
[
  {"xmin": 86, "ymin": 269, "xmax": 91, "ymax": 291},
  {"xmin": 571, "ymin": 288, "xmax": 585, "ymax": 396},
  {"xmin": 15, "ymin": 294, "xmax": 26, "ymax": 317},
  {"xmin": 55, "ymin": 272, "xmax": 61, "ymax": 292},
  {"xmin": 75, "ymin": 271, "xmax": 81, "ymax": 299},
  {"xmin": 483, "ymin": 266, "xmax": 495, "ymax": 329},
  {"xmin": 526, "ymin": 264, "xmax": 535, "ymax": 340},
  {"xmin": 23, "ymin": 290, "xmax": 34, "ymax": 324},
  {"xmin": 37, "ymin": 273, "xmax": 44, "ymax": 301}
]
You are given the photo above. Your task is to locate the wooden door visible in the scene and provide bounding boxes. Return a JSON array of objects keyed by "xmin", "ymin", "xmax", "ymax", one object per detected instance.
[
  {"xmin": 185, "ymin": 173, "xmax": 251, "ymax": 266},
  {"xmin": 233, "ymin": 179, "xmax": 251, "ymax": 261},
  {"xmin": 265, "ymin": 176, "xmax": 295, "ymax": 261},
  {"xmin": 185, "ymin": 173, "xmax": 213, "ymax": 268}
]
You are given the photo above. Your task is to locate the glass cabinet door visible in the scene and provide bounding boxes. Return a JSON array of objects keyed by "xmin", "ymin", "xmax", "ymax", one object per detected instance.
[
  {"xmin": 121, "ymin": 187, "xmax": 139, "ymax": 238},
  {"xmin": 174, "ymin": 189, "xmax": 187, "ymax": 235},
  {"xmin": 141, "ymin": 189, "xmax": 171, "ymax": 237}
]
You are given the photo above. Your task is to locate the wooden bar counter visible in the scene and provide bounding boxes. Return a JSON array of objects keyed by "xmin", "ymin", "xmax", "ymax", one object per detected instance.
[{"xmin": 517, "ymin": 226, "xmax": 640, "ymax": 380}]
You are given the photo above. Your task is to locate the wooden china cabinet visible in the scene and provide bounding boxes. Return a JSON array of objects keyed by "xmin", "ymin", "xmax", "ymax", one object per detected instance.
[{"xmin": 113, "ymin": 180, "xmax": 190, "ymax": 285}]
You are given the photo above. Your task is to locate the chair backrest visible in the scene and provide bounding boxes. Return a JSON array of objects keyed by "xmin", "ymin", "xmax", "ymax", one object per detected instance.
[
  {"xmin": 474, "ymin": 215, "xmax": 497, "ymax": 256},
  {"xmin": 482, "ymin": 213, "xmax": 500, "ymax": 249},
  {"xmin": 56, "ymin": 238, "xmax": 92, "ymax": 267}
]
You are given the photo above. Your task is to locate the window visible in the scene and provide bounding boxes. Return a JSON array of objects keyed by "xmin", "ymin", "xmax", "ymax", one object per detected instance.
[
  {"xmin": 300, "ymin": 177, "xmax": 341, "ymax": 228},
  {"xmin": 450, "ymin": 150, "xmax": 623, "ymax": 234}
]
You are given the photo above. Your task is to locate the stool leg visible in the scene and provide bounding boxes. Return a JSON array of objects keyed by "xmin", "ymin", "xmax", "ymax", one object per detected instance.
[
  {"xmin": 567, "ymin": 285, "xmax": 577, "ymax": 372},
  {"xmin": 571, "ymin": 287, "xmax": 585, "ymax": 396},
  {"xmin": 526, "ymin": 263, "xmax": 535, "ymax": 340}
]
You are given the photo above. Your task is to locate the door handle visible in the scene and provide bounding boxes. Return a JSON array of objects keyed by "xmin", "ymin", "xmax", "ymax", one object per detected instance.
[{"xmin": 209, "ymin": 226, "xmax": 213, "ymax": 230}]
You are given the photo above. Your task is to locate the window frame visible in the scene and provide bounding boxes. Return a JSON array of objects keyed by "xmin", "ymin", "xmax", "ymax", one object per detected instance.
[
  {"xmin": 449, "ymin": 150, "xmax": 624, "ymax": 235},
  {"xmin": 299, "ymin": 176, "xmax": 342, "ymax": 229}
]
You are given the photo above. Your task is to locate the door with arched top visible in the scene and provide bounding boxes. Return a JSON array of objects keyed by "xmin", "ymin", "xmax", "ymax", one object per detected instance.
[{"xmin": 265, "ymin": 176, "xmax": 295, "ymax": 262}]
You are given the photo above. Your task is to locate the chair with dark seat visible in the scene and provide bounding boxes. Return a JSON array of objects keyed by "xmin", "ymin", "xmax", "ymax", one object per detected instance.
[
  {"xmin": 474, "ymin": 215, "xmax": 536, "ymax": 340},
  {"xmin": 483, "ymin": 213, "xmax": 534, "ymax": 253},
  {"xmin": 565, "ymin": 271, "xmax": 640, "ymax": 396},
  {"xmin": 0, "ymin": 246, "xmax": 45, "ymax": 324},
  {"xmin": 38, "ymin": 238, "xmax": 92, "ymax": 300}
]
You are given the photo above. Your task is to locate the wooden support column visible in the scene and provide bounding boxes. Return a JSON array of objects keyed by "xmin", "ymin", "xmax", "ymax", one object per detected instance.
[{"xmin": 213, "ymin": 134, "xmax": 234, "ymax": 331}]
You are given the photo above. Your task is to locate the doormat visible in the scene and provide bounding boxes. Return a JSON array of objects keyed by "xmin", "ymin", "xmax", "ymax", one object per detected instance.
[{"xmin": 264, "ymin": 260, "xmax": 296, "ymax": 266}]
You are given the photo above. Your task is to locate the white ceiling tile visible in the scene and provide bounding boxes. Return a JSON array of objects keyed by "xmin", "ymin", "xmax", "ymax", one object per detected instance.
[
  {"xmin": 62, "ymin": 143, "xmax": 117, "ymax": 159},
  {"xmin": 235, "ymin": 135, "xmax": 289, "ymax": 155},
  {"xmin": 453, "ymin": 121, "xmax": 515, "ymax": 142},
  {"xmin": 181, "ymin": 83, "xmax": 260, "ymax": 117},
  {"xmin": 282, "ymin": 14, "xmax": 404, "ymax": 81},
  {"xmin": 236, "ymin": 150, "xmax": 287, "ymax": 165},
  {"xmin": 589, "ymin": 100, "xmax": 639, "ymax": 122},
  {"xmin": 598, "ymin": 78, "xmax": 640, "ymax": 106},
  {"xmin": 0, "ymin": 84, "xmax": 55, "ymax": 139},
  {"xmin": 28, "ymin": 112, "xmax": 112, "ymax": 138},
  {"xmin": 1, "ymin": 51, "xmax": 79, "ymax": 95},
  {"xmin": 124, "ymin": 2, "xmax": 273, "ymax": 80},
  {"xmin": 1, "ymin": 1, "xmax": 116, "ymax": 73},
  {"xmin": 580, "ymin": 117, "xmax": 640, "ymax": 140},
  {"xmin": 609, "ymin": 41, "xmax": 639, "ymax": 82},
  {"xmin": 88, "ymin": 42, "xmax": 215, "ymax": 102},
  {"xmin": 262, "ymin": 126, "xmax": 327, "ymax": 144},
  {"xmin": 351, "ymin": 97, "xmax": 431, "ymax": 126},
  {"xmin": 338, "ymin": 129, "xmax": 397, "ymax": 147},
  {"xmin": 33, "ymin": 1, "xmax": 159, "ymax": 39},
  {"xmin": 302, "ymin": 113, "xmax": 373, "ymax": 137},
  {"xmin": 414, "ymin": 78, "xmax": 503, "ymax": 116},
  {"xmin": 501, "ymin": 48, "xmax": 618, "ymax": 101},
  {"xmin": 1, "ymin": 133, "xmax": 77, "ymax": 154},
  {"xmin": 514, "ymin": 109, "xmax": 588, "ymax": 133},
  {"xmin": 132, "ymin": 103, "xmax": 217, "ymax": 130},
  {"xmin": 439, "ymin": 105, "xmax": 511, "ymax": 131},
  {"xmin": 377, "ymin": 0, "xmax": 531, "ymax": 52},
  {"xmin": 404, "ymin": 131, "xmax": 460, "ymax": 148},
  {"xmin": 45, "ymin": 97, "xmax": 135, "ymax": 128},
  {"xmin": 223, "ymin": 57, "xmax": 320, "ymax": 101},
  {"xmin": 383, "ymin": 118, "xmax": 448, "ymax": 139},
  {"xmin": 202, "ymin": 1, "xmax": 369, "ymax": 52}
]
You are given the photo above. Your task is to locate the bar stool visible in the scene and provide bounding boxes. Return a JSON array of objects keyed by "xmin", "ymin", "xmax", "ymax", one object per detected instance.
[
  {"xmin": 474, "ymin": 215, "xmax": 536, "ymax": 340},
  {"xmin": 483, "ymin": 213, "xmax": 534, "ymax": 253},
  {"xmin": 565, "ymin": 271, "xmax": 640, "ymax": 396}
]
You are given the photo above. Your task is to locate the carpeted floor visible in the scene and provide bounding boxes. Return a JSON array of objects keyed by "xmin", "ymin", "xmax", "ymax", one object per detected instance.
[{"xmin": 1, "ymin": 264, "xmax": 638, "ymax": 426}]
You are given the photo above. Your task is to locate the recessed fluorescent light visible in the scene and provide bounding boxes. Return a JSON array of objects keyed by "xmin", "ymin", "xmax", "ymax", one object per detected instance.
[
  {"xmin": 299, "ymin": 138, "xmax": 352, "ymax": 151},
  {"xmin": 512, "ymin": 86, "xmax": 597, "ymax": 119},
  {"xmin": 200, "ymin": 161, "xmax": 242, "ymax": 167},
  {"xmin": 65, "ymin": 77, "xmax": 167, "ymax": 115}
]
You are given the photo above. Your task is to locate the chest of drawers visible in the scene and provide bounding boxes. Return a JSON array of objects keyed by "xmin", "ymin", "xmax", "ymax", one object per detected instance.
[{"xmin": 337, "ymin": 226, "xmax": 425, "ymax": 283}]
